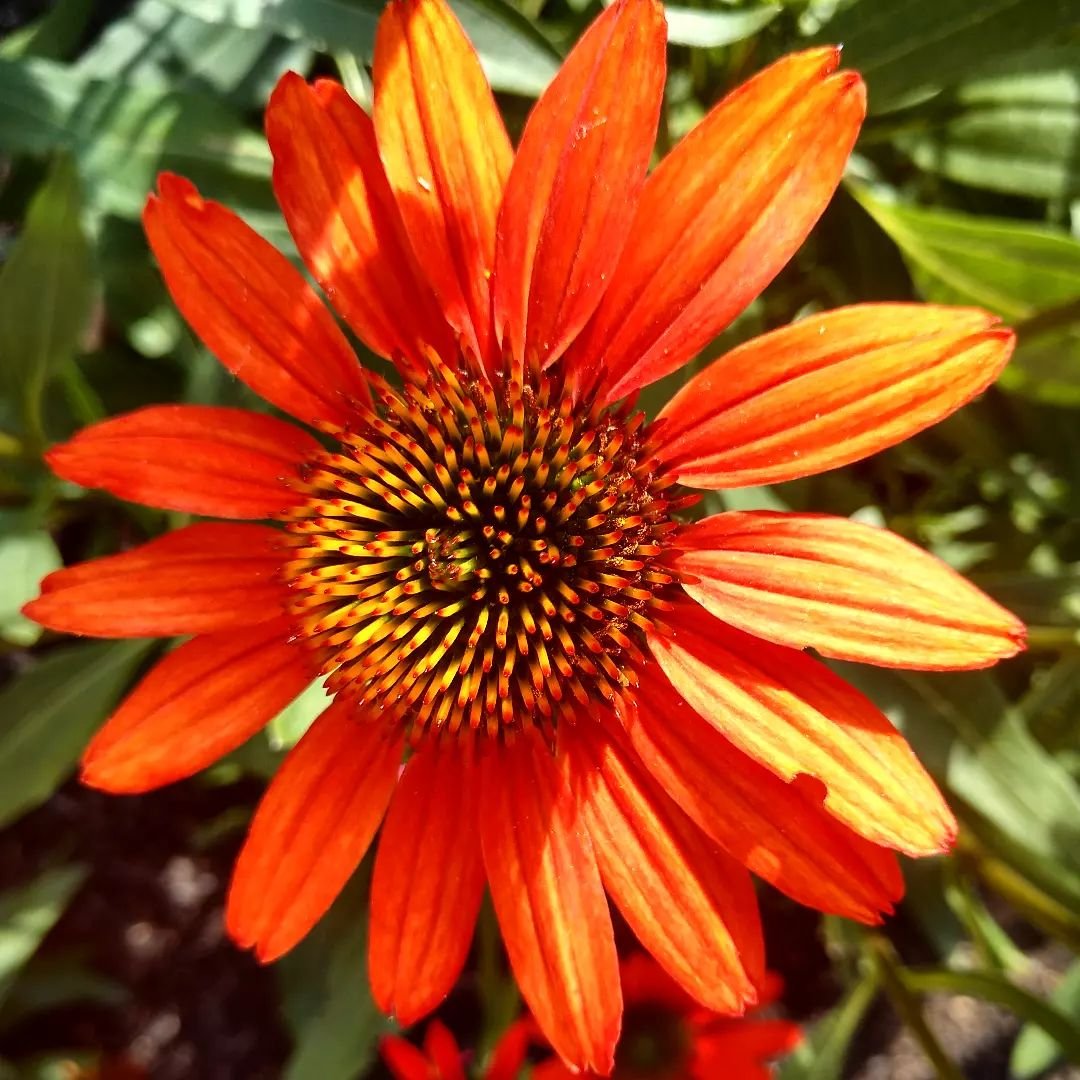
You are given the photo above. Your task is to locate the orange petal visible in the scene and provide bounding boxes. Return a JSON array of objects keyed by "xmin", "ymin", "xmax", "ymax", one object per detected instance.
[
  {"xmin": 567, "ymin": 719, "xmax": 764, "ymax": 1014},
  {"xmin": 566, "ymin": 48, "xmax": 865, "ymax": 402},
  {"xmin": 25, "ymin": 523, "xmax": 287, "ymax": 638},
  {"xmin": 144, "ymin": 174, "xmax": 370, "ymax": 427},
  {"xmin": 631, "ymin": 667, "xmax": 904, "ymax": 923},
  {"xmin": 374, "ymin": 0, "xmax": 512, "ymax": 372},
  {"xmin": 651, "ymin": 602, "xmax": 956, "ymax": 857},
  {"xmin": 694, "ymin": 1019, "xmax": 802, "ymax": 1076},
  {"xmin": 674, "ymin": 511, "xmax": 1025, "ymax": 669},
  {"xmin": 46, "ymin": 405, "xmax": 318, "ymax": 519},
  {"xmin": 226, "ymin": 699, "xmax": 403, "ymax": 961},
  {"xmin": 265, "ymin": 74, "xmax": 455, "ymax": 370},
  {"xmin": 369, "ymin": 740, "xmax": 484, "ymax": 1025},
  {"xmin": 653, "ymin": 304, "xmax": 1015, "ymax": 487},
  {"xmin": 485, "ymin": 1019, "xmax": 534, "ymax": 1080},
  {"xmin": 479, "ymin": 728, "xmax": 621, "ymax": 1074},
  {"xmin": 492, "ymin": 0, "xmax": 665, "ymax": 374},
  {"xmin": 81, "ymin": 617, "xmax": 312, "ymax": 792}
]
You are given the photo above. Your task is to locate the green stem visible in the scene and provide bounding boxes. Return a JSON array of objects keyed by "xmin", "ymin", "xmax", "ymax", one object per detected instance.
[
  {"xmin": 866, "ymin": 934, "xmax": 966, "ymax": 1080},
  {"xmin": 1024, "ymin": 625, "xmax": 1080, "ymax": 651}
]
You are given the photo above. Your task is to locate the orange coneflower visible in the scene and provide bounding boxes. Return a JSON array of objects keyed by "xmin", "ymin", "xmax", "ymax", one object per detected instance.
[{"xmin": 27, "ymin": 0, "xmax": 1023, "ymax": 1071}]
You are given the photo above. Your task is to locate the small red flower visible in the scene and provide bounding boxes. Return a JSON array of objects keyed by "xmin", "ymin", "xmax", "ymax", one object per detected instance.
[
  {"xmin": 381, "ymin": 958, "xmax": 800, "ymax": 1080},
  {"xmin": 26, "ymin": 0, "xmax": 1024, "ymax": 1072}
]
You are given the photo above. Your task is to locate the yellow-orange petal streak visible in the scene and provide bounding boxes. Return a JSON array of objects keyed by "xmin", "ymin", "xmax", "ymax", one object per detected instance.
[
  {"xmin": 674, "ymin": 511, "xmax": 1025, "ymax": 669},
  {"xmin": 631, "ymin": 668, "xmax": 904, "ymax": 922},
  {"xmin": 369, "ymin": 739, "xmax": 485, "ymax": 1025},
  {"xmin": 227, "ymin": 699, "xmax": 404, "ymax": 962},
  {"xmin": 493, "ymin": 0, "xmax": 666, "ymax": 374},
  {"xmin": 566, "ymin": 48, "xmax": 864, "ymax": 402},
  {"xmin": 654, "ymin": 304, "xmax": 1015, "ymax": 488},
  {"xmin": 479, "ymin": 728, "xmax": 621, "ymax": 1074},
  {"xmin": 26, "ymin": 523, "xmax": 287, "ymax": 638},
  {"xmin": 567, "ymin": 718, "xmax": 764, "ymax": 1014},
  {"xmin": 265, "ymin": 74, "xmax": 456, "ymax": 371},
  {"xmin": 374, "ymin": 0, "xmax": 512, "ymax": 372},
  {"xmin": 81, "ymin": 617, "xmax": 312, "ymax": 793},
  {"xmin": 652, "ymin": 601, "xmax": 957, "ymax": 856},
  {"xmin": 144, "ymin": 174, "xmax": 371, "ymax": 427},
  {"xmin": 46, "ymin": 405, "xmax": 318, "ymax": 519}
]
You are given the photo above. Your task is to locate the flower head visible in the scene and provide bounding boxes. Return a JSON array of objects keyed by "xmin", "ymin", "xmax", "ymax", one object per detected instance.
[{"xmin": 26, "ymin": 0, "xmax": 1024, "ymax": 1072}]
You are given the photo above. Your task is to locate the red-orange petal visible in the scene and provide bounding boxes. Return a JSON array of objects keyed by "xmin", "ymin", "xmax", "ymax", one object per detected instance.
[
  {"xmin": 566, "ymin": 48, "xmax": 865, "ymax": 402},
  {"xmin": 675, "ymin": 511, "xmax": 1025, "ymax": 669},
  {"xmin": 479, "ymin": 728, "xmax": 621, "ymax": 1074},
  {"xmin": 651, "ymin": 602, "xmax": 956, "ymax": 857},
  {"xmin": 492, "ymin": 0, "xmax": 665, "ymax": 375},
  {"xmin": 369, "ymin": 740, "xmax": 485, "ymax": 1025},
  {"xmin": 567, "ymin": 719, "xmax": 764, "ymax": 1014},
  {"xmin": 25, "ymin": 523, "xmax": 287, "ymax": 638},
  {"xmin": 265, "ymin": 73, "xmax": 455, "ymax": 371},
  {"xmin": 144, "ymin": 174, "xmax": 370, "ymax": 427},
  {"xmin": 693, "ymin": 1019, "xmax": 802, "ymax": 1078},
  {"xmin": 81, "ymin": 617, "xmax": 311, "ymax": 793},
  {"xmin": 631, "ymin": 668, "xmax": 904, "ymax": 923},
  {"xmin": 46, "ymin": 405, "xmax": 317, "ymax": 518},
  {"xmin": 485, "ymin": 1020, "xmax": 534, "ymax": 1080},
  {"xmin": 226, "ymin": 699, "xmax": 403, "ymax": 962},
  {"xmin": 653, "ymin": 304, "xmax": 1015, "ymax": 487},
  {"xmin": 380, "ymin": 1034, "xmax": 446, "ymax": 1080},
  {"xmin": 373, "ymin": 0, "xmax": 512, "ymax": 373}
]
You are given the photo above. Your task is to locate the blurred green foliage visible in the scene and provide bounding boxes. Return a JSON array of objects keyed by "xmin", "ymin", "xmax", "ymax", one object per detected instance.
[{"xmin": 1, "ymin": 0, "xmax": 1080, "ymax": 1076}]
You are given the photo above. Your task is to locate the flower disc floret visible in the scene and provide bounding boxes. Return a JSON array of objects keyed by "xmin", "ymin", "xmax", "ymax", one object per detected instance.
[{"xmin": 281, "ymin": 351, "xmax": 686, "ymax": 739}]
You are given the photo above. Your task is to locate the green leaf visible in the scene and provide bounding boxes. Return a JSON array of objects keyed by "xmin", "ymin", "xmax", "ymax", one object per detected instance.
[
  {"xmin": 851, "ymin": 185, "xmax": 1080, "ymax": 403},
  {"xmin": 0, "ymin": 530, "xmax": 62, "ymax": 647},
  {"xmin": 1012, "ymin": 960, "xmax": 1080, "ymax": 1077},
  {"xmin": 266, "ymin": 681, "xmax": 330, "ymax": 752},
  {"xmin": 159, "ymin": 0, "xmax": 561, "ymax": 96},
  {"xmin": 662, "ymin": 3, "xmax": 780, "ymax": 47},
  {"xmin": 0, "ymin": 640, "xmax": 152, "ymax": 830},
  {"xmin": 278, "ymin": 870, "xmax": 386, "ymax": 1080},
  {"xmin": 779, "ymin": 974, "xmax": 879, "ymax": 1080},
  {"xmin": 894, "ymin": 48, "xmax": 1080, "ymax": 200},
  {"xmin": 0, "ymin": 0, "xmax": 93, "ymax": 61},
  {"xmin": 0, "ymin": 866, "xmax": 87, "ymax": 1008},
  {"xmin": 0, "ymin": 157, "xmax": 94, "ymax": 440},
  {"xmin": 817, "ymin": 0, "xmax": 1074, "ymax": 114},
  {"xmin": 905, "ymin": 968, "xmax": 1080, "ymax": 1066},
  {"xmin": 0, "ymin": 56, "xmax": 274, "ymax": 221}
]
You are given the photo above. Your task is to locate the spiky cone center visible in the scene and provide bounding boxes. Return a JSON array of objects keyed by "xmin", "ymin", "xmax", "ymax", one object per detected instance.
[{"xmin": 279, "ymin": 351, "xmax": 689, "ymax": 742}]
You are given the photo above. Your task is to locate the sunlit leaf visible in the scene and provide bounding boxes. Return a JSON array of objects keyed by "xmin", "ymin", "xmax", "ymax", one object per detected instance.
[
  {"xmin": 1012, "ymin": 960, "xmax": 1080, "ymax": 1078},
  {"xmin": 0, "ymin": 529, "xmax": 62, "ymax": 647},
  {"xmin": 818, "ymin": 0, "xmax": 1073, "ymax": 114},
  {"xmin": 895, "ymin": 48, "xmax": 1080, "ymax": 200}
]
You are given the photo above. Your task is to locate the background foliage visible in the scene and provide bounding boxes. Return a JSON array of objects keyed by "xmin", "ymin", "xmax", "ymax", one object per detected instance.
[{"xmin": 1, "ymin": 0, "xmax": 1080, "ymax": 1077}]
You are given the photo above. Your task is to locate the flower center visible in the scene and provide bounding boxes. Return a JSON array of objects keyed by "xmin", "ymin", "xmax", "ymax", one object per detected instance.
[{"xmin": 279, "ymin": 352, "xmax": 686, "ymax": 741}]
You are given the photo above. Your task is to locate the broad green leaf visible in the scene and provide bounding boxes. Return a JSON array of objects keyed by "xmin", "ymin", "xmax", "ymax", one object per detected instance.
[
  {"xmin": 0, "ymin": 640, "xmax": 152, "ymax": 830},
  {"xmin": 266, "ymin": 680, "xmax": 330, "ymax": 752},
  {"xmin": 0, "ymin": 530, "xmax": 61, "ymax": 647},
  {"xmin": 643, "ymin": 2, "xmax": 781, "ymax": 47},
  {"xmin": 159, "ymin": 0, "xmax": 561, "ymax": 96},
  {"xmin": 0, "ymin": 866, "xmax": 86, "ymax": 1008},
  {"xmin": 779, "ymin": 975, "xmax": 879, "ymax": 1080},
  {"xmin": 1012, "ymin": 960, "xmax": 1080, "ymax": 1078},
  {"xmin": 278, "ymin": 871, "xmax": 386, "ymax": 1080},
  {"xmin": 0, "ymin": 0, "xmax": 93, "ymax": 60},
  {"xmin": 852, "ymin": 186, "xmax": 1080, "ymax": 403},
  {"xmin": 895, "ymin": 48, "xmax": 1080, "ymax": 200},
  {"xmin": 834, "ymin": 665, "xmax": 1080, "ymax": 886},
  {"xmin": 0, "ymin": 957, "xmax": 126, "ymax": 1030},
  {"xmin": 817, "ymin": 0, "xmax": 1074, "ymax": 114},
  {"xmin": 905, "ymin": 968, "xmax": 1080, "ymax": 1066},
  {"xmin": 0, "ymin": 56, "xmax": 273, "ymax": 220},
  {"xmin": 0, "ymin": 157, "xmax": 94, "ymax": 437}
]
